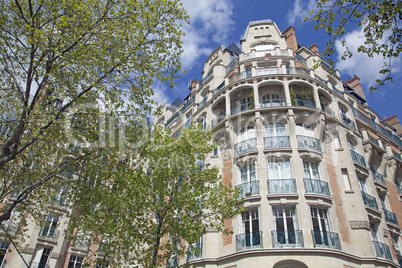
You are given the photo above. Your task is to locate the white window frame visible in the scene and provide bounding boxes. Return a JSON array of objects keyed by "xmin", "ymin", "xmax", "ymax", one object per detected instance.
[
  {"xmin": 238, "ymin": 126, "xmax": 255, "ymax": 143},
  {"xmin": 303, "ymin": 160, "xmax": 321, "ymax": 181}
]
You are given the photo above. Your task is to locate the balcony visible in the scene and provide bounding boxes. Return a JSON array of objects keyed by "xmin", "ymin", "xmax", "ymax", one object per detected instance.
[
  {"xmin": 372, "ymin": 241, "xmax": 393, "ymax": 260},
  {"xmin": 332, "ymin": 86, "xmax": 344, "ymax": 98},
  {"xmin": 293, "ymin": 98, "xmax": 316, "ymax": 109},
  {"xmin": 341, "ymin": 115, "xmax": 356, "ymax": 131},
  {"xmin": 257, "ymin": 67, "xmax": 280, "ymax": 76},
  {"xmin": 212, "ymin": 81, "xmax": 225, "ymax": 96},
  {"xmin": 369, "ymin": 135, "xmax": 380, "ymax": 146},
  {"xmin": 236, "ymin": 231, "xmax": 263, "ymax": 251},
  {"xmin": 211, "ymin": 110, "xmax": 226, "ymax": 128},
  {"xmin": 187, "ymin": 243, "xmax": 202, "ymax": 261},
  {"xmin": 226, "ymin": 58, "xmax": 238, "ymax": 74},
  {"xmin": 260, "ymin": 97, "xmax": 286, "ymax": 108},
  {"xmin": 271, "ymin": 230, "xmax": 303, "ymax": 248},
  {"xmin": 297, "ymin": 135, "xmax": 322, "ymax": 152},
  {"xmin": 350, "ymin": 150, "xmax": 366, "ymax": 166},
  {"xmin": 38, "ymin": 227, "xmax": 60, "ymax": 241},
  {"xmin": 371, "ymin": 170, "xmax": 385, "ymax": 185},
  {"xmin": 267, "ymin": 179, "xmax": 297, "ymax": 194},
  {"xmin": 199, "ymin": 70, "xmax": 213, "ymax": 87},
  {"xmin": 231, "ymin": 101, "xmax": 254, "ymax": 115},
  {"xmin": 321, "ymin": 106, "xmax": 335, "ymax": 117},
  {"xmin": 31, "ymin": 263, "xmax": 50, "ymax": 268},
  {"xmin": 183, "ymin": 118, "xmax": 193, "ymax": 129},
  {"xmin": 235, "ymin": 181, "xmax": 260, "ymax": 198},
  {"xmin": 234, "ymin": 138, "xmax": 257, "ymax": 156},
  {"xmin": 295, "ymin": 54, "xmax": 307, "ymax": 66},
  {"xmin": 304, "ymin": 178, "xmax": 330, "ymax": 197},
  {"xmin": 197, "ymin": 96, "xmax": 208, "ymax": 111},
  {"xmin": 264, "ymin": 136, "xmax": 290, "ymax": 149},
  {"xmin": 0, "ymin": 220, "xmax": 18, "ymax": 235},
  {"xmin": 397, "ymin": 254, "xmax": 402, "ymax": 268},
  {"xmin": 383, "ymin": 209, "xmax": 399, "ymax": 226},
  {"xmin": 394, "ymin": 151, "xmax": 402, "ymax": 161},
  {"xmin": 228, "ymin": 70, "xmax": 252, "ymax": 84},
  {"xmin": 311, "ymin": 231, "xmax": 341, "ymax": 250},
  {"xmin": 288, "ymin": 66, "xmax": 310, "ymax": 76},
  {"xmin": 315, "ymin": 74, "xmax": 328, "ymax": 86},
  {"xmin": 361, "ymin": 191, "xmax": 379, "ymax": 210},
  {"xmin": 182, "ymin": 95, "xmax": 195, "ymax": 112}
]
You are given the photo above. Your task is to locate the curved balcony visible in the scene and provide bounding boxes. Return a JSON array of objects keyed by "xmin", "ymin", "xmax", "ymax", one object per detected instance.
[
  {"xmin": 236, "ymin": 231, "xmax": 263, "ymax": 251},
  {"xmin": 211, "ymin": 110, "xmax": 226, "ymax": 128},
  {"xmin": 371, "ymin": 170, "xmax": 385, "ymax": 185},
  {"xmin": 271, "ymin": 230, "xmax": 303, "ymax": 248},
  {"xmin": 304, "ymin": 178, "xmax": 330, "ymax": 197},
  {"xmin": 297, "ymin": 135, "xmax": 322, "ymax": 152},
  {"xmin": 267, "ymin": 179, "xmax": 297, "ymax": 194},
  {"xmin": 311, "ymin": 230, "xmax": 341, "ymax": 250},
  {"xmin": 231, "ymin": 102, "xmax": 254, "ymax": 115},
  {"xmin": 235, "ymin": 181, "xmax": 260, "ymax": 198},
  {"xmin": 383, "ymin": 209, "xmax": 399, "ymax": 226},
  {"xmin": 264, "ymin": 136, "xmax": 290, "ymax": 149},
  {"xmin": 234, "ymin": 138, "xmax": 257, "ymax": 156},
  {"xmin": 372, "ymin": 241, "xmax": 393, "ymax": 260},
  {"xmin": 293, "ymin": 98, "xmax": 316, "ymax": 109},
  {"xmin": 361, "ymin": 191, "xmax": 379, "ymax": 210}
]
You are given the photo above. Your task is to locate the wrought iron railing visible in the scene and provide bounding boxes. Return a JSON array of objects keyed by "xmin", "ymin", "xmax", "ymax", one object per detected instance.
[
  {"xmin": 371, "ymin": 169, "xmax": 385, "ymax": 185},
  {"xmin": 187, "ymin": 243, "xmax": 202, "ymax": 261},
  {"xmin": 383, "ymin": 209, "xmax": 399, "ymax": 225},
  {"xmin": 211, "ymin": 110, "xmax": 226, "ymax": 128},
  {"xmin": 297, "ymin": 135, "xmax": 322, "ymax": 152},
  {"xmin": 197, "ymin": 96, "xmax": 208, "ymax": 111},
  {"xmin": 226, "ymin": 58, "xmax": 238, "ymax": 74},
  {"xmin": 235, "ymin": 181, "xmax": 260, "ymax": 198},
  {"xmin": 394, "ymin": 151, "xmax": 402, "ymax": 161},
  {"xmin": 199, "ymin": 70, "xmax": 213, "ymax": 87},
  {"xmin": 294, "ymin": 98, "xmax": 316, "ymax": 109},
  {"xmin": 372, "ymin": 241, "xmax": 393, "ymax": 260},
  {"xmin": 257, "ymin": 67, "xmax": 281, "ymax": 75},
  {"xmin": 0, "ymin": 220, "xmax": 18, "ymax": 235},
  {"xmin": 361, "ymin": 191, "xmax": 379, "ymax": 210},
  {"xmin": 38, "ymin": 227, "xmax": 60, "ymax": 241},
  {"xmin": 236, "ymin": 231, "xmax": 263, "ymax": 251},
  {"xmin": 350, "ymin": 150, "xmax": 366, "ymax": 166},
  {"xmin": 267, "ymin": 179, "xmax": 297, "ymax": 194},
  {"xmin": 271, "ymin": 230, "xmax": 303, "ymax": 248},
  {"xmin": 311, "ymin": 230, "xmax": 341, "ymax": 250},
  {"xmin": 234, "ymin": 138, "xmax": 257, "ymax": 156},
  {"xmin": 212, "ymin": 81, "xmax": 226, "ymax": 96},
  {"xmin": 315, "ymin": 74, "xmax": 327, "ymax": 86},
  {"xmin": 304, "ymin": 178, "xmax": 330, "ymax": 196},
  {"xmin": 321, "ymin": 106, "xmax": 335, "ymax": 117},
  {"xmin": 341, "ymin": 114, "xmax": 356, "ymax": 130},
  {"xmin": 183, "ymin": 118, "xmax": 193, "ymax": 129},
  {"xmin": 369, "ymin": 135, "xmax": 380, "ymax": 146},
  {"xmin": 228, "ymin": 71, "xmax": 252, "ymax": 84},
  {"xmin": 260, "ymin": 97, "xmax": 286, "ymax": 108},
  {"xmin": 182, "ymin": 95, "xmax": 195, "ymax": 112},
  {"xmin": 264, "ymin": 136, "xmax": 290, "ymax": 149},
  {"xmin": 397, "ymin": 254, "xmax": 402, "ymax": 267},
  {"xmin": 231, "ymin": 102, "xmax": 254, "ymax": 115},
  {"xmin": 296, "ymin": 54, "xmax": 307, "ymax": 66},
  {"xmin": 332, "ymin": 86, "xmax": 344, "ymax": 98}
]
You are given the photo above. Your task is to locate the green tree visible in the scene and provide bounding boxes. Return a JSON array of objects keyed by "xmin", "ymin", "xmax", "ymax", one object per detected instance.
[
  {"xmin": 68, "ymin": 125, "xmax": 242, "ymax": 267},
  {"xmin": 0, "ymin": 0, "xmax": 188, "ymax": 223},
  {"xmin": 305, "ymin": 0, "xmax": 401, "ymax": 91}
]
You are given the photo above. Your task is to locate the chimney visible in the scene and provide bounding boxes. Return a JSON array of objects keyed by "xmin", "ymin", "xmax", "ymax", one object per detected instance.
[
  {"xmin": 382, "ymin": 114, "xmax": 402, "ymax": 136},
  {"xmin": 283, "ymin": 26, "xmax": 298, "ymax": 53},
  {"xmin": 344, "ymin": 75, "xmax": 366, "ymax": 100},
  {"xmin": 309, "ymin": 43, "xmax": 320, "ymax": 55},
  {"xmin": 190, "ymin": 79, "xmax": 198, "ymax": 93}
]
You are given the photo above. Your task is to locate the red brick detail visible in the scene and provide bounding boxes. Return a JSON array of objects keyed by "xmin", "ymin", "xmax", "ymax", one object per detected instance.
[
  {"xmin": 222, "ymin": 158, "xmax": 233, "ymax": 188},
  {"xmin": 324, "ymin": 153, "xmax": 351, "ymax": 244},
  {"xmin": 222, "ymin": 218, "xmax": 233, "ymax": 246}
]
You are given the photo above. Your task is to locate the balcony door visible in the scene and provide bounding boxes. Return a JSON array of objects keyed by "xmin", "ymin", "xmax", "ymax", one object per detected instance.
[
  {"xmin": 303, "ymin": 161, "xmax": 321, "ymax": 181},
  {"xmin": 268, "ymin": 160, "xmax": 292, "ymax": 193},
  {"xmin": 273, "ymin": 207, "xmax": 298, "ymax": 245},
  {"xmin": 239, "ymin": 163, "xmax": 257, "ymax": 196},
  {"xmin": 311, "ymin": 207, "xmax": 330, "ymax": 246},
  {"xmin": 241, "ymin": 209, "xmax": 260, "ymax": 247},
  {"xmin": 42, "ymin": 214, "xmax": 59, "ymax": 238},
  {"xmin": 265, "ymin": 122, "xmax": 286, "ymax": 137},
  {"xmin": 32, "ymin": 247, "xmax": 51, "ymax": 268},
  {"xmin": 238, "ymin": 126, "xmax": 255, "ymax": 143}
]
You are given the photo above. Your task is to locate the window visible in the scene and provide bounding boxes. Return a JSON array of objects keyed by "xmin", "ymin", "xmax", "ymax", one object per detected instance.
[
  {"xmin": 296, "ymin": 122, "xmax": 314, "ymax": 137},
  {"xmin": 240, "ymin": 208, "xmax": 261, "ymax": 248},
  {"xmin": 52, "ymin": 185, "xmax": 68, "ymax": 206},
  {"xmin": 391, "ymin": 234, "xmax": 402, "ymax": 256},
  {"xmin": 213, "ymin": 147, "xmax": 218, "ymax": 156},
  {"xmin": 333, "ymin": 132, "xmax": 341, "ymax": 148},
  {"xmin": 379, "ymin": 193, "xmax": 391, "ymax": 211},
  {"xmin": 0, "ymin": 241, "xmax": 9, "ymax": 267},
  {"xmin": 348, "ymin": 139, "xmax": 358, "ymax": 152},
  {"xmin": 268, "ymin": 160, "xmax": 294, "ymax": 194},
  {"xmin": 238, "ymin": 163, "xmax": 258, "ymax": 196},
  {"xmin": 370, "ymin": 222, "xmax": 380, "ymax": 242},
  {"xmin": 238, "ymin": 126, "xmax": 255, "ymax": 142},
  {"xmin": 41, "ymin": 214, "xmax": 59, "ymax": 238},
  {"xmin": 68, "ymin": 255, "xmax": 84, "ymax": 268},
  {"xmin": 341, "ymin": 169, "xmax": 352, "ymax": 190},
  {"xmin": 96, "ymin": 259, "xmax": 109, "ymax": 268},
  {"xmin": 311, "ymin": 207, "xmax": 331, "ymax": 246},
  {"xmin": 272, "ymin": 207, "xmax": 299, "ymax": 246},
  {"xmin": 303, "ymin": 161, "xmax": 321, "ymax": 181},
  {"xmin": 358, "ymin": 177, "xmax": 370, "ymax": 194},
  {"xmin": 265, "ymin": 122, "xmax": 286, "ymax": 137},
  {"xmin": 32, "ymin": 247, "xmax": 51, "ymax": 268}
]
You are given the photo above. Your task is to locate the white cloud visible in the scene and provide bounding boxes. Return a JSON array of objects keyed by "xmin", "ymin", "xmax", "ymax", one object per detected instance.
[
  {"xmin": 180, "ymin": 0, "xmax": 234, "ymax": 69},
  {"xmin": 151, "ymin": 82, "xmax": 170, "ymax": 107},
  {"xmin": 287, "ymin": 0, "xmax": 316, "ymax": 25},
  {"xmin": 334, "ymin": 27, "xmax": 402, "ymax": 88}
]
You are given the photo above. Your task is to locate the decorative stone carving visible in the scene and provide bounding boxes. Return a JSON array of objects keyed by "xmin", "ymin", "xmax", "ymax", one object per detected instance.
[
  {"xmin": 264, "ymin": 152, "xmax": 292, "ymax": 160},
  {"xmin": 217, "ymin": 131, "xmax": 231, "ymax": 160},
  {"xmin": 322, "ymin": 123, "xmax": 333, "ymax": 155},
  {"xmin": 363, "ymin": 144, "xmax": 371, "ymax": 153},
  {"xmin": 299, "ymin": 152, "xmax": 322, "ymax": 161},
  {"xmin": 349, "ymin": 221, "xmax": 370, "ymax": 230},
  {"xmin": 234, "ymin": 155, "xmax": 258, "ymax": 166}
]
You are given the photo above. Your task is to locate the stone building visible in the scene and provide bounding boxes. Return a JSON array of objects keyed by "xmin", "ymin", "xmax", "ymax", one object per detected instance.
[{"xmin": 154, "ymin": 19, "xmax": 402, "ymax": 268}]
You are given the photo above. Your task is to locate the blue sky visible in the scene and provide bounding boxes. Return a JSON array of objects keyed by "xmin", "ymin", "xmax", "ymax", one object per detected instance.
[{"xmin": 153, "ymin": 0, "xmax": 401, "ymax": 121}]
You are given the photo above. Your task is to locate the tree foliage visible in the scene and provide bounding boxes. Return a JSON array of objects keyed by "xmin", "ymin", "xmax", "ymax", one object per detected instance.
[
  {"xmin": 305, "ymin": 0, "xmax": 402, "ymax": 91},
  {"xmin": 0, "ymin": 0, "xmax": 188, "ymax": 223}
]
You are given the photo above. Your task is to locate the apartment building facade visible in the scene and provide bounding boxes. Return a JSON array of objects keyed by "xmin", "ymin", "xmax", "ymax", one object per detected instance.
[{"xmin": 154, "ymin": 20, "xmax": 402, "ymax": 268}]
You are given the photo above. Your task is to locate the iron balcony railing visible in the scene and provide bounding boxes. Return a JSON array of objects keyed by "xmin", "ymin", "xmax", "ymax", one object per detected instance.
[
  {"xmin": 311, "ymin": 230, "xmax": 341, "ymax": 250},
  {"xmin": 257, "ymin": 67, "xmax": 281, "ymax": 76},
  {"xmin": 361, "ymin": 191, "xmax": 379, "ymax": 210},
  {"xmin": 397, "ymin": 254, "xmax": 402, "ymax": 267},
  {"xmin": 267, "ymin": 179, "xmax": 297, "ymax": 194},
  {"xmin": 294, "ymin": 98, "xmax": 316, "ymax": 109},
  {"xmin": 187, "ymin": 243, "xmax": 202, "ymax": 261},
  {"xmin": 264, "ymin": 136, "xmax": 290, "ymax": 149},
  {"xmin": 199, "ymin": 70, "xmax": 213, "ymax": 87},
  {"xmin": 234, "ymin": 138, "xmax": 257, "ymax": 156},
  {"xmin": 321, "ymin": 61, "xmax": 334, "ymax": 72},
  {"xmin": 197, "ymin": 96, "xmax": 208, "ymax": 111},
  {"xmin": 260, "ymin": 97, "xmax": 286, "ymax": 108},
  {"xmin": 212, "ymin": 81, "xmax": 226, "ymax": 96},
  {"xmin": 383, "ymin": 209, "xmax": 399, "ymax": 225},
  {"xmin": 226, "ymin": 58, "xmax": 238, "ymax": 74},
  {"xmin": 304, "ymin": 178, "xmax": 330, "ymax": 197},
  {"xmin": 271, "ymin": 230, "xmax": 303, "ymax": 248},
  {"xmin": 31, "ymin": 263, "xmax": 50, "ymax": 268},
  {"xmin": 231, "ymin": 101, "xmax": 254, "ymax": 115},
  {"xmin": 321, "ymin": 106, "xmax": 335, "ymax": 117},
  {"xmin": 287, "ymin": 66, "xmax": 310, "ymax": 76},
  {"xmin": 350, "ymin": 150, "xmax": 366, "ymax": 166},
  {"xmin": 296, "ymin": 54, "xmax": 307, "ymax": 66},
  {"xmin": 371, "ymin": 169, "xmax": 385, "ymax": 185},
  {"xmin": 372, "ymin": 241, "xmax": 393, "ymax": 260},
  {"xmin": 38, "ymin": 227, "xmax": 60, "ymax": 241},
  {"xmin": 235, "ymin": 181, "xmax": 260, "ymax": 198},
  {"xmin": 394, "ymin": 151, "xmax": 402, "ymax": 161},
  {"xmin": 332, "ymin": 86, "xmax": 344, "ymax": 98},
  {"xmin": 341, "ymin": 114, "xmax": 356, "ymax": 131},
  {"xmin": 228, "ymin": 70, "xmax": 252, "ymax": 84},
  {"xmin": 369, "ymin": 135, "xmax": 380, "ymax": 146},
  {"xmin": 211, "ymin": 110, "xmax": 226, "ymax": 128},
  {"xmin": 183, "ymin": 118, "xmax": 193, "ymax": 129},
  {"xmin": 297, "ymin": 135, "xmax": 322, "ymax": 152},
  {"xmin": 236, "ymin": 231, "xmax": 263, "ymax": 251},
  {"xmin": 182, "ymin": 95, "xmax": 195, "ymax": 112},
  {"xmin": 315, "ymin": 74, "xmax": 328, "ymax": 86}
]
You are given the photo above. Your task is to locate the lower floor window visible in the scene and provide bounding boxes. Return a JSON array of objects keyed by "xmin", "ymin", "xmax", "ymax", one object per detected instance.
[{"xmin": 68, "ymin": 254, "xmax": 84, "ymax": 268}]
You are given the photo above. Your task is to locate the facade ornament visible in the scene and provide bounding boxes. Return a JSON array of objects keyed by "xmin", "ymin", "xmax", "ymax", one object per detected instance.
[{"xmin": 349, "ymin": 221, "xmax": 370, "ymax": 230}]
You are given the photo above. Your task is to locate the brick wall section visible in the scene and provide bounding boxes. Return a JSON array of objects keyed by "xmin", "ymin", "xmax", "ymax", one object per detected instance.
[
  {"xmin": 325, "ymin": 153, "xmax": 351, "ymax": 244},
  {"xmin": 222, "ymin": 158, "xmax": 233, "ymax": 246},
  {"xmin": 386, "ymin": 180, "xmax": 402, "ymax": 228}
]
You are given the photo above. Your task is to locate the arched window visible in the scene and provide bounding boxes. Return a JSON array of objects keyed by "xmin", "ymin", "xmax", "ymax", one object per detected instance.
[
  {"xmin": 265, "ymin": 122, "xmax": 286, "ymax": 137},
  {"xmin": 238, "ymin": 126, "xmax": 255, "ymax": 142}
]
